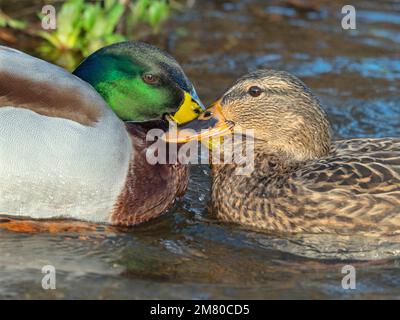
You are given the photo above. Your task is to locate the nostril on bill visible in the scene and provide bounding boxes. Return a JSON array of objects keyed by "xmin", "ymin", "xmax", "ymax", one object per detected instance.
[{"xmin": 203, "ymin": 111, "xmax": 212, "ymax": 118}]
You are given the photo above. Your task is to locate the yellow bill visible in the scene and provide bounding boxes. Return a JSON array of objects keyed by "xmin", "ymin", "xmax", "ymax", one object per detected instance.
[{"xmin": 170, "ymin": 91, "xmax": 204, "ymax": 125}]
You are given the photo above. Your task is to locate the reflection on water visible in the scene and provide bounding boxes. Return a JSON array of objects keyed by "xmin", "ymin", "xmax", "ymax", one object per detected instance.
[{"xmin": 1, "ymin": 0, "xmax": 400, "ymax": 299}]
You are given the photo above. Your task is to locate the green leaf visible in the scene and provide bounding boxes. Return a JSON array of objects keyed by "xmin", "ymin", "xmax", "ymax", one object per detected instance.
[
  {"xmin": 148, "ymin": 1, "xmax": 170, "ymax": 29},
  {"xmin": 104, "ymin": 3, "xmax": 125, "ymax": 34},
  {"xmin": 57, "ymin": 0, "xmax": 84, "ymax": 37},
  {"xmin": 104, "ymin": 0, "xmax": 118, "ymax": 10},
  {"xmin": 0, "ymin": 11, "xmax": 26, "ymax": 29},
  {"xmin": 82, "ymin": 4, "xmax": 101, "ymax": 32},
  {"xmin": 90, "ymin": 14, "xmax": 109, "ymax": 38},
  {"xmin": 37, "ymin": 31, "xmax": 62, "ymax": 48},
  {"xmin": 131, "ymin": 0, "xmax": 150, "ymax": 24}
]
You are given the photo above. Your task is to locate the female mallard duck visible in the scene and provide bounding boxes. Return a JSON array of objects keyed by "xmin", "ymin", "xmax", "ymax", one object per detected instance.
[
  {"xmin": 167, "ymin": 69, "xmax": 400, "ymax": 236},
  {"xmin": 0, "ymin": 41, "xmax": 203, "ymax": 226}
]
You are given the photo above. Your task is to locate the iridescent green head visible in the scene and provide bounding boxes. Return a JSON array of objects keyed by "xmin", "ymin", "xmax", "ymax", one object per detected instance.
[{"xmin": 73, "ymin": 41, "xmax": 203, "ymax": 124}]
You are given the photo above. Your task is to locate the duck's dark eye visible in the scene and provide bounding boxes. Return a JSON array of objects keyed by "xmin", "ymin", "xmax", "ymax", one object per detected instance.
[
  {"xmin": 142, "ymin": 74, "xmax": 159, "ymax": 85},
  {"xmin": 248, "ymin": 86, "xmax": 262, "ymax": 97}
]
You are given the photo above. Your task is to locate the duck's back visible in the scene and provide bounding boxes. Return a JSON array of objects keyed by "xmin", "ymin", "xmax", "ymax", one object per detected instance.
[
  {"xmin": 289, "ymin": 138, "xmax": 400, "ymax": 233},
  {"xmin": 212, "ymin": 138, "xmax": 400, "ymax": 236},
  {"xmin": 0, "ymin": 46, "xmax": 132, "ymax": 222}
]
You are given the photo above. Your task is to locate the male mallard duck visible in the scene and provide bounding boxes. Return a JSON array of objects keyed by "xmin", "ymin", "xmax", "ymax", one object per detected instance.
[
  {"xmin": 166, "ymin": 69, "xmax": 400, "ymax": 236},
  {"xmin": 0, "ymin": 41, "xmax": 203, "ymax": 226}
]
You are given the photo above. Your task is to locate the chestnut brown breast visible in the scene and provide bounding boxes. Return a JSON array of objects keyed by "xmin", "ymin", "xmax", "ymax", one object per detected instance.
[{"xmin": 111, "ymin": 121, "xmax": 189, "ymax": 226}]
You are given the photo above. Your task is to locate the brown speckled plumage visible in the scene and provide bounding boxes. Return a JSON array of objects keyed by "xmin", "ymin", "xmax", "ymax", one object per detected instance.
[
  {"xmin": 208, "ymin": 70, "xmax": 400, "ymax": 236},
  {"xmin": 111, "ymin": 121, "xmax": 188, "ymax": 226}
]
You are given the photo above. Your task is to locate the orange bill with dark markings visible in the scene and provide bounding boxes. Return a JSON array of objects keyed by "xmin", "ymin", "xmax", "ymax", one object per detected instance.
[{"xmin": 162, "ymin": 100, "xmax": 235, "ymax": 143}]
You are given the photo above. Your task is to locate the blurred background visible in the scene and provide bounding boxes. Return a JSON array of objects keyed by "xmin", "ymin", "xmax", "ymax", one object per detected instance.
[
  {"xmin": 0, "ymin": 0, "xmax": 400, "ymax": 299},
  {"xmin": 1, "ymin": 0, "xmax": 194, "ymax": 70}
]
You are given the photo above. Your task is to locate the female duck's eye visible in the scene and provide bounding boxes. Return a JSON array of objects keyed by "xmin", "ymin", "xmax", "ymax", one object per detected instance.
[
  {"xmin": 142, "ymin": 74, "xmax": 159, "ymax": 85},
  {"xmin": 248, "ymin": 86, "xmax": 262, "ymax": 97}
]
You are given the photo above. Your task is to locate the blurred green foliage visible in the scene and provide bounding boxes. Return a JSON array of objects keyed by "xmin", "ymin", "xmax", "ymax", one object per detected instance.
[
  {"xmin": 35, "ymin": 0, "xmax": 174, "ymax": 69},
  {"xmin": 0, "ymin": 0, "xmax": 184, "ymax": 69},
  {"xmin": 128, "ymin": 0, "xmax": 171, "ymax": 33},
  {"xmin": 0, "ymin": 10, "xmax": 27, "ymax": 29}
]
